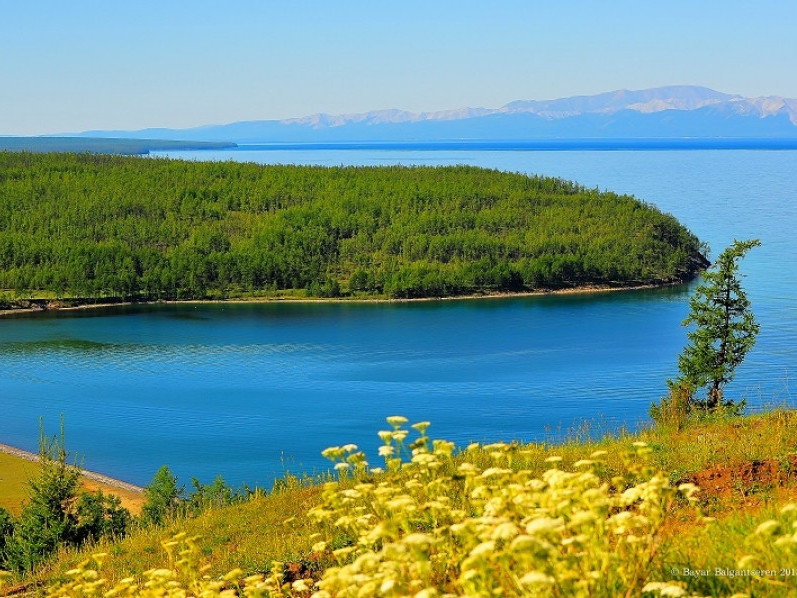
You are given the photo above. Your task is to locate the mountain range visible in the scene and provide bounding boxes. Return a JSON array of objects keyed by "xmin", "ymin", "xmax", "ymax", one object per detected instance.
[{"xmin": 74, "ymin": 86, "xmax": 797, "ymax": 144}]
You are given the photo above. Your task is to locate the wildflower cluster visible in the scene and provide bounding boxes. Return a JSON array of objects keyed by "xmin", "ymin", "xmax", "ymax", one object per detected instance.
[
  {"xmin": 35, "ymin": 533, "xmax": 296, "ymax": 598},
  {"xmin": 307, "ymin": 417, "xmax": 697, "ymax": 597},
  {"xmin": 731, "ymin": 502, "xmax": 797, "ymax": 594}
]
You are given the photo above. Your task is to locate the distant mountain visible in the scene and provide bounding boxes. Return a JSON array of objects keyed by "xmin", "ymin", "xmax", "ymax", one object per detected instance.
[{"xmin": 73, "ymin": 86, "xmax": 797, "ymax": 143}]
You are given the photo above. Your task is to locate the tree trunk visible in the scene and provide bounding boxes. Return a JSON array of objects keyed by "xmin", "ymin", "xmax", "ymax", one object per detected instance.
[{"xmin": 708, "ymin": 385, "xmax": 722, "ymax": 410}]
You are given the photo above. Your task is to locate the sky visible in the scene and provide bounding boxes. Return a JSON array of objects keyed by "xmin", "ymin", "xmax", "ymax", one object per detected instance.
[{"xmin": 2, "ymin": 0, "xmax": 796, "ymax": 136}]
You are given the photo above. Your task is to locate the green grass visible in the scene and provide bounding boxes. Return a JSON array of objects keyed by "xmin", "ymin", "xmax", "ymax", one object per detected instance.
[{"xmin": 0, "ymin": 453, "xmax": 37, "ymax": 515}]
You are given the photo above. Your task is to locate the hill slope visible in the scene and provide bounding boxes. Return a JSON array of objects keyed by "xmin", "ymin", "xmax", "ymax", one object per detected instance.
[{"xmin": 16, "ymin": 410, "xmax": 797, "ymax": 597}]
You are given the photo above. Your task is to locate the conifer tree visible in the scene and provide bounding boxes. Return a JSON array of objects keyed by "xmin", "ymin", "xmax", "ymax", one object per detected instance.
[
  {"xmin": 676, "ymin": 239, "xmax": 761, "ymax": 409},
  {"xmin": 4, "ymin": 422, "xmax": 80, "ymax": 572}
]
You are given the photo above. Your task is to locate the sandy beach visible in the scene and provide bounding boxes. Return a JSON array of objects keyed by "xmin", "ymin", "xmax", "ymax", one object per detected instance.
[{"xmin": 0, "ymin": 441, "xmax": 144, "ymax": 495}]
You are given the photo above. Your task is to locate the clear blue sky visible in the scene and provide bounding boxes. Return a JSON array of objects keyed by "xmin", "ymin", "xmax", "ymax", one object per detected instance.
[{"xmin": 2, "ymin": 0, "xmax": 796, "ymax": 135}]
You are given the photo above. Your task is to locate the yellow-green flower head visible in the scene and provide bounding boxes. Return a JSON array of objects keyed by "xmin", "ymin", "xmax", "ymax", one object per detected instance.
[
  {"xmin": 520, "ymin": 571, "xmax": 555, "ymax": 586},
  {"xmin": 469, "ymin": 540, "xmax": 496, "ymax": 559},
  {"xmin": 481, "ymin": 467, "xmax": 512, "ymax": 478},
  {"xmin": 483, "ymin": 442, "xmax": 509, "ymax": 451},
  {"xmin": 754, "ymin": 519, "xmax": 780, "ymax": 536},
  {"xmin": 386, "ymin": 415, "xmax": 409, "ymax": 428},
  {"xmin": 292, "ymin": 579, "xmax": 310, "ymax": 592},
  {"xmin": 321, "ymin": 446, "xmax": 344, "ymax": 460},
  {"xmin": 411, "ymin": 421, "xmax": 431, "ymax": 434},
  {"xmin": 780, "ymin": 503, "xmax": 797, "ymax": 515},
  {"xmin": 392, "ymin": 430, "xmax": 409, "ymax": 442},
  {"xmin": 403, "ymin": 533, "xmax": 435, "ymax": 547},
  {"xmin": 641, "ymin": 581, "xmax": 688, "ymax": 596},
  {"xmin": 457, "ymin": 463, "xmax": 478, "ymax": 475},
  {"xmin": 491, "ymin": 522, "xmax": 520, "ymax": 541}
]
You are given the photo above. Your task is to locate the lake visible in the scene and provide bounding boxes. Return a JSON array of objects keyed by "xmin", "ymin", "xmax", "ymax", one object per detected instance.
[{"xmin": 1, "ymin": 147, "xmax": 795, "ymax": 489}]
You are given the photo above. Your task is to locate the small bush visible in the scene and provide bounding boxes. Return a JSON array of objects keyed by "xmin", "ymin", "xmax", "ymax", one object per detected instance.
[
  {"xmin": 651, "ymin": 379, "xmax": 694, "ymax": 430},
  {"xmin": 141, "ymin": 466, "xmax": 183, "ymax": 527}
]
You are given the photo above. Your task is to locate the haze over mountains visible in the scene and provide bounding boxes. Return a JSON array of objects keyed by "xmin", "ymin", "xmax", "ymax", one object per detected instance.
[{"xmin": 73, "ymin": 85, "xmax": 797, "ymax": 144}]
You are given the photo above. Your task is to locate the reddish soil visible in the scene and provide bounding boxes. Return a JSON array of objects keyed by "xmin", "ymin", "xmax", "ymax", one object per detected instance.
[
  {"xmin": 282, "ymin": 551, "xmax": 333, "ymax": 584},
  {"xmin": 680, "ymin": 454, "xmax": 797, "ymax": 499}
]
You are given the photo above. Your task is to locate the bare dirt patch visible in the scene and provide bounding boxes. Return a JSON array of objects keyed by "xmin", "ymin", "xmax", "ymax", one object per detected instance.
[{"xmin": 680, "ymin": 454, "xmax": 797, "ymax": 500}]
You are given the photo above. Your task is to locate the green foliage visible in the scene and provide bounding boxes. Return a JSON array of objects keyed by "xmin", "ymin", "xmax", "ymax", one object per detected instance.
[
  {"xmin": 675, "ymin": 239, "xmax": 761, "ymax": 410},
  {"xmin": 0, "ymin": 507, "xmax": 13, "ymax": 566},
  {"xmin": 0, "ymin": 426, "xmax": 132, "ymax": 574},
  {"xmin": 73, "ymin": 491, "xmax": 131, "ymax": 544},
  {"xmin": 0, "ymin": 292, "xmax": 13, "ymax": 309},
  {"xmin": 650, "ymin": 379, "xmax": 694, "ymax": 430},
  {"xmin": 2, "ymin": 425, "xmax": 81, "ymax": 573},
  {"xmin": 0, "ymin": 152, "xmax": 706, "ymax": 302},
  {"xmin": 141, "ymin": 466, "xmax": 183, "ymax": 527}
]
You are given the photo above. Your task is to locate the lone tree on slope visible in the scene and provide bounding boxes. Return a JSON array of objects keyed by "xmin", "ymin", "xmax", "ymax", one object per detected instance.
[{"xmin": 675, "ymin": 238, "xmax": 761, "ymax": 410}]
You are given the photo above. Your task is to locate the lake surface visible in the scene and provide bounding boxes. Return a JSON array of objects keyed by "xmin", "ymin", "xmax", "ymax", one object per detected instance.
[{"xmin": 2, "ymin": 147, "xmax": 795, "ymax": 489}]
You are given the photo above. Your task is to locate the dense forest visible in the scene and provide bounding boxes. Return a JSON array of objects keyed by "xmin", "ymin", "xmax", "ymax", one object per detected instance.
[{"xmin": 0, "ymin": 152, "xmax": 706, "ymax": 305}]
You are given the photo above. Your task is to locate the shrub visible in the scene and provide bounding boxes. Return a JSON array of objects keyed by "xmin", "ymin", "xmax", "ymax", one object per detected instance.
[
  {"xmin": 74, "ymin": 491, "xmax": 131, "ymax": 544},
  {"xmin": 650, "ymin": 379, "xmax": 694, "ymax": 430},
  {"xmin": 141, "ymin": 466, "xmax": 183, "ymax": 527}
]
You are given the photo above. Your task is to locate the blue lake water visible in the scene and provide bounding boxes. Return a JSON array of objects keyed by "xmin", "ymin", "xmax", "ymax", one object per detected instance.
[{"xmin": 2, "ymin": 147, "xmax": 796, "ymax": 489}]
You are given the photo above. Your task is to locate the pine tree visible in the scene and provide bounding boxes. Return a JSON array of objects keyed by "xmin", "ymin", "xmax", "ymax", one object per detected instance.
[
  {"xmin": 676, "ymin": 239, "xmax": 761, "ymax": 409},
  {"xmin": 5, "ymin": 422, "xmax": 80, "ymax": 572}
]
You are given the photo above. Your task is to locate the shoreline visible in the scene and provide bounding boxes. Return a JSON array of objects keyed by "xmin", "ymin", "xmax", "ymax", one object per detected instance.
[
  {"xmin": 0, "ymin": 441, "xmax": 144, "ymax": 494},
  {"xmin": 0, "ymin": 281, "xmax": 686, "ymax": 317}
]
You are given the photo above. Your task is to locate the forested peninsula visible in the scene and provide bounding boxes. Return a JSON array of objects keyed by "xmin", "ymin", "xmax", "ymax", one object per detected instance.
[
  {"xmin": 0, "ymin": 137, "xmax": 236, "ymax": 155},
  {"xmin": 0, "ymin": 152, "xmax": 707, "ymax": 308}
]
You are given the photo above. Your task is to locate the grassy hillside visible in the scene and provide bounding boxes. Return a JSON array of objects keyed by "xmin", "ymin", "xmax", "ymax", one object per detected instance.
[
  {"xmin": 0, "ymin": 153, "xmax": 706, "ymax": 306},
  {"xmin": 8, "ymin": 410, "xmax": 797, "ymax": 596}
]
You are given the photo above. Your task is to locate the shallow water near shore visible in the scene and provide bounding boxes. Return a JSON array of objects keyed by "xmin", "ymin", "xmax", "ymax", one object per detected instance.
[{"xmin": 1, "ymin": 148, "xmax": 795, "ymax": 489}]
